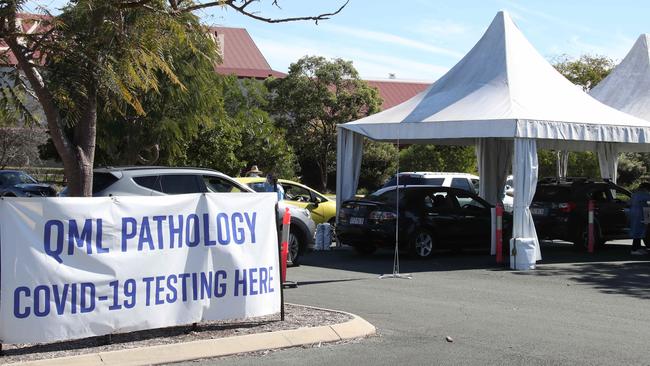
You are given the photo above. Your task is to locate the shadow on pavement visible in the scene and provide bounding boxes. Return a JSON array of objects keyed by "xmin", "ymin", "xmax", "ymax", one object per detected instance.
[
  {"xmin": 300, "ymin": 241, "xmax": 650, "ymax": 299},
  {"xmin": 515, "ymin": 242, "xmax": 650, "ymax": 300},
  {"xmin": 296, "ymin": 278, "xmax": 366, "ymax": 286}
]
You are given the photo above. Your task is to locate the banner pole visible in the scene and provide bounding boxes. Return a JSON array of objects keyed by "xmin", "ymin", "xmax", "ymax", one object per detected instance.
[{"xmin": 276, "ymin": 204, "xmax": 285, "ymax": 321}]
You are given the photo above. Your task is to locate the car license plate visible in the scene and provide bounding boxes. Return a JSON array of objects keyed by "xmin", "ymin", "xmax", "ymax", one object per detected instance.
[
  {"xmin": 349, "ymin": 217, "xmax": 365, "ymax": 225},
  {"xmin": 530, "ymin": 208, "xmax": 546, "ymax": 216}
]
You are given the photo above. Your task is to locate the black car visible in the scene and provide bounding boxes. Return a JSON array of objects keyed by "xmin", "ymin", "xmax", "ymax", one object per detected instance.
[
  {"xmin": 336, "ymin": 186, "xmax": 509, "ymax": 258},
  {"xmin": 0, "ymin": 170, "xmax": 57, "ymax": 197},
  {"xmin": 530, "ymin": 179, "xmax": 630, "ymax": 249}
]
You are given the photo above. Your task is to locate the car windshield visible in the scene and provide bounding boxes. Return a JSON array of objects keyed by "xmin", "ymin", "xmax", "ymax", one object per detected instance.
[
  {"xmin": 382, "ymin": 175, "xmax": 444, "ymax": 187},
  {"xmin": 367, "ymin": 189, "xmax": 406, "ymax": 205},
  {"xmin": 0, "ymin": 172, "xmax": 37, "ymax": 185},
  {"xmin": 247, "ymin": 182, "xmax": 268, "ymax": 193},
  {"xmin": 534, "ymin": 185, "xmax": 571, "ymax": 202}
]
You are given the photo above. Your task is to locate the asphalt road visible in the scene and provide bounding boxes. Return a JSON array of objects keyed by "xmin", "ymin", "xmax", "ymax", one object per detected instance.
[{"xmin": 183, "ymin": 241, "xmax": 650, "ymax": 366}]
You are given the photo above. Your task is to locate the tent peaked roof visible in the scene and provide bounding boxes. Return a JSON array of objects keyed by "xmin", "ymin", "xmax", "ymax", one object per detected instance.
[
  {"xmin": 590, "ymin": 34, "xmax": 650, "ymax": 121},
  {"xmin": 341, "ymin": 11, "xmax": 650, "ymax": 146}
]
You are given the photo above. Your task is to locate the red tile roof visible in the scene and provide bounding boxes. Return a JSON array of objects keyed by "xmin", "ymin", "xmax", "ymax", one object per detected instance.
[
  {"xmin": 209, "ymin": 26, "xmax": 285, "ymax": 79},
  {"xmin": 0, "ymin": 13, "xmax": 50, "ymax": 66},
  {"xmin": 366, "ymin": 80, "xmax": 430, "ymax": 110}
]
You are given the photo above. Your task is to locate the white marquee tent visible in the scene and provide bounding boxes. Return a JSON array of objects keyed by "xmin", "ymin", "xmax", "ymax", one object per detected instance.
[
  {"xmin": 591, "ymin": 34, "xmax": 650, "ymax": 122},
  {"xmin": 336, "ymin": 11, "xmax": 650, "ymax": 269}
]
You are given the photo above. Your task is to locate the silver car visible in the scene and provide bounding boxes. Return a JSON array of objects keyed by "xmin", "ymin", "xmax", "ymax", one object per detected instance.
[{"xmin": 89, "ymin": 167, "xmax": 316, "ymax": 264}]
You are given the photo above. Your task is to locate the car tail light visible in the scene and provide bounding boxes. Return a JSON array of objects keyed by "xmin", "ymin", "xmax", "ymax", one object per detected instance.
[
  {"xmin": 558, "ymin": 202, "xmax": 576, "ymax": 213},
  {"xmin": 369, "ymin": 211, "xmax": 397, "ymax": 221}
]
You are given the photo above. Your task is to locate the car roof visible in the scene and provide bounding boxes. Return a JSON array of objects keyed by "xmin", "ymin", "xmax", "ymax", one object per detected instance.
[
  {"xmin": 93, "ymin": 165, "xmax": 223, "ymax": 174},
  {"xmin": 236, "ymin": 177, "xmax": 327, "ymax": 195},
  {"xmin": 372, "ymin": 185, "xmax": 475, "ymax": 196},
  {"xmin": 0, "ymin": 170, "xmax": 27, "ymax": 174},
  {"xmin": 395, "ymin": 172, "xmax": 479, "ymax": 179}
]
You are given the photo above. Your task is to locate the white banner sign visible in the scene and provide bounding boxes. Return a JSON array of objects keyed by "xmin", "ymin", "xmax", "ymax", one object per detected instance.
[{"xmin": 0, "ymin": 193, "xmax": 280, "ymax": 343}]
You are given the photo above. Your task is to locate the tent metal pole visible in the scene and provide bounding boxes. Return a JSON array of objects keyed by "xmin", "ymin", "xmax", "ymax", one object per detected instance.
[{"xmin": 380, "ymin": 128, "xmax": 412, "ymax": 280}]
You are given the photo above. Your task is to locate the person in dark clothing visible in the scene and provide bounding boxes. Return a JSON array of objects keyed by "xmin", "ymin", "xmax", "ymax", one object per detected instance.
[{"xmin": 629, "ymin": 182, "xmax": 650, "ymax": 255}]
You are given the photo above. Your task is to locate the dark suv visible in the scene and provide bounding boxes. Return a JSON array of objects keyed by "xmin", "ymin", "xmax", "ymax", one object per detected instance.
[{"xmin": 531, "ymin": 179, "xmax": 630, "ymax": 249}]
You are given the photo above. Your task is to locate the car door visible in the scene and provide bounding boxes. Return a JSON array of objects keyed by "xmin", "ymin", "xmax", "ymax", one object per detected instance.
[
  {"xmin": 423, "ymin": 190, "xmax": 460, "ymax": 248},
  {"xmin": 596, "ymin": 187, "xmax": 630, "ymax": 236},
  {"xmin": 281, "ymin": 182, "xmax": 327, "ymax": 222},
  {"xmin": 454, "ymin": 191, "xmax": 492, "ymax": 248}
]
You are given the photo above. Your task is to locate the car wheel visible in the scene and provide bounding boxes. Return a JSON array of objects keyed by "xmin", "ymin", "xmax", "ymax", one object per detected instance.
[
  {"xmin": 573, "ymin": 225, "xmax": 601, "ymax": 251},
  {"xmin": 411, "ymin": 228, "xmax": 435, "ymax": 258},
  {"xmin": 353, "ymin": 244, "xmax": 377, "ymax": 255},
  {"xmin": 288, "ymin": 231, "xmax": 302, "ymax": 265}
]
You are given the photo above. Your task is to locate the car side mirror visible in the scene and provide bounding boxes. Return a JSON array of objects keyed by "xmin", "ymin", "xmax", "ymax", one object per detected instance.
[{"xmin": 310, "ymin": 196, "xmax": 321, "ymax": 207}]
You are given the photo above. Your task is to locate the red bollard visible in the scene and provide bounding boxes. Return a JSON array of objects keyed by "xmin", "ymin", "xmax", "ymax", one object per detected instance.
[
  {"xmin": 496, "ymin": 202, "xmax": 504, "ymax": 264},
  {"xmin": 588, "ymin": 200, "xmax": 595, "ymax": 253},
  {"xmin": 280, "ymin": 207, "xmax": 291, "ymax": 283}
]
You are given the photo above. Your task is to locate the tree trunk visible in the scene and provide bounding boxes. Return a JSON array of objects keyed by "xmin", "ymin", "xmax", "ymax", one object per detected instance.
[
  {"xmin": 318, "ymin": 159, "xmax": 327, "ymax": 193},
  {"xmin": 5, "ymin": 11, "xmax": 96, "ymax": 197},
  {"xmin": 68, "ymin": 84, "xmax": 98, "ymax": 197}
]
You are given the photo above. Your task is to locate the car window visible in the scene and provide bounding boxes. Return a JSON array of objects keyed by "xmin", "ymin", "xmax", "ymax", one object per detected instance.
[
  {"xmin": 427, "ymin": 191, "xmax": 460, "ymax": 210},
  {"xmin": 247, "ymin": 182, "xmax": 267, "ymax": 193},
  {"xmin": 455, "ymin": 192, "xmax": 487, "ymax": 211},
  {"xmin": 0, "ymin": 172, "xmax": 37, "ymax": 185},
  {"xmin": 282, "ymin": 183, "xmax": 311, "ymax": 202},
  {"xmin": 534, "ymin": 186, "xmax": 570, "ymax": 202},
  {"xmin": 93, "ymin": 172, "xmax": 120, "ymax": 194},
  {"xmin": 472, "ymin": 179, "xmax": 480, "ymax": 192},
  {"xmin": 133, "ymin": 175, "xmax": 163, "ymax": 192},
  {"xmin": 383, "ymin": 176, "xmax": 444, "ymax": 187},
  {"xmin": 612, "ymin": 188, "xmax": 631, "ymax": 202},
  {"xmin": 161, "ymin": 175, "xmax": 201, "ymax": 194},
  {"xmin": 451, "ymin": 178, "xmax": 472, "ymax": 192},
  {"xmin": 590, "ymin": 189, "xmax": 609, "ymax": 202},
  {"xmin": 204, "ymin": 176, "xmax": 242, "ymax": 193},
  {"xmin": 368, "ymin": 189, "xmax": 406, "ymax": 206}
]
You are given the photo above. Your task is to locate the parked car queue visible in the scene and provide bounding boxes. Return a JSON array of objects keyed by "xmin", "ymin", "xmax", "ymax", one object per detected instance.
[
  {"xmin": 336, "ymin": 176, "xmax": 635, "ymax": 257},
  {"xmin": 56, "ymin": 167, "xmax": 316, "ymax": 265}
]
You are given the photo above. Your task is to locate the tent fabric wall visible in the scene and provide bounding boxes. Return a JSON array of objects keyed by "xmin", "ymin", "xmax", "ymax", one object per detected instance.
[
  {"xmin": 590, "ymin": 34, "xmax": 650, "ymax": 122},
  {"xmin": 334, "ymin": 11, "xmax": 650, "ymax": 270},
  {"xmin": 557, "ymin": 150, "xmax": 569, "ymax": 179},
  {"xmin": 512, "ymin": 138, "xmax": 541, "ymax": 265},
  {"xmin": 336, "ymin": 128, "xmax": 364, "ymax": 220},
  {"xmin": 597, "ymin": 143, "xmax": 619, "ymax": 183},
  {"xmin": 476, "ymin": 138, "xmax": 512, "ymax": 205}
]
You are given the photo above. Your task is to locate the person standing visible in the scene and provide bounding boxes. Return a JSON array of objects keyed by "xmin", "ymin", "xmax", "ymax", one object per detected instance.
[
  {"xmin": 264, "ymin": 173, "xmax": 284, "ymax": 202},
  {"xmin": 629, "ymin": 182, "xmax": 650, "ymax": 255},
  {"xmin": 245, "ymin": 165, "xmax": 263, "ymax": 177}
]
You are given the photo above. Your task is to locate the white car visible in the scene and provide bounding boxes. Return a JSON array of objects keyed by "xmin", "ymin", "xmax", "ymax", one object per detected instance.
[
  {"xmin": 381, "ymin": 172, "xmax": 480, "ymax": 194},
  {"xmin": 503, "ymin": 175, "xmax": 514, "ymax": 212},
  {"xmin": 88, "ymin": 167, "xmax": 316, "ymax": 264}
]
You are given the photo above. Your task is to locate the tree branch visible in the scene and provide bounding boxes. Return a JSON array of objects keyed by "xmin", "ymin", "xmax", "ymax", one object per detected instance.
[
  {"xmin": 4, "ymin": 12, "xmax": 75, "ymax": 168},
  {"xmin": 180, "ymin": 0, "xmax": 349, "ymax": 23},
  {"xmin": 117, "ymin": 0, "xmax": 155, "ymax": 9}
]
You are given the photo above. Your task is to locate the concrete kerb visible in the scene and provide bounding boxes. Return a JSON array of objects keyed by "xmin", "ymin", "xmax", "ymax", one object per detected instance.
[{"xmin": 8, "ymin": 305, "xmax": 376, "ymax": 366}]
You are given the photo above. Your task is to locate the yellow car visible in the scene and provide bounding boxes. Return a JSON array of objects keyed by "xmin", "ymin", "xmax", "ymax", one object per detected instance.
[{"xmin": 236, "ymin": 177, "xmax": 336, "ymax": 225}]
